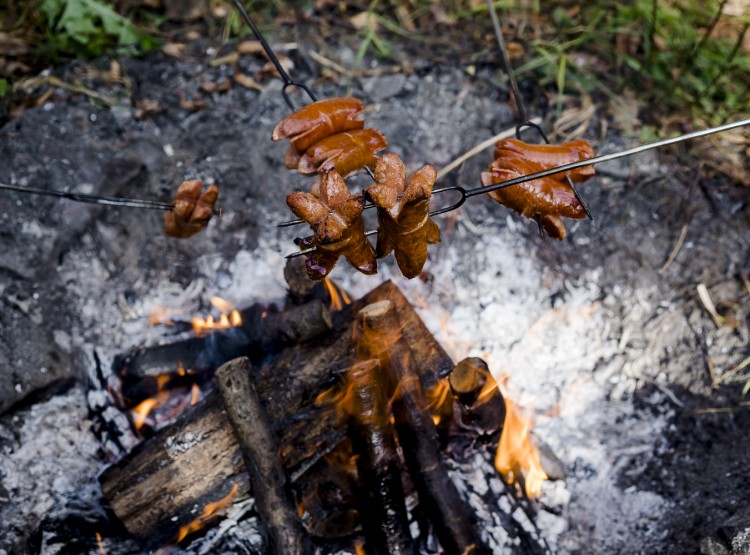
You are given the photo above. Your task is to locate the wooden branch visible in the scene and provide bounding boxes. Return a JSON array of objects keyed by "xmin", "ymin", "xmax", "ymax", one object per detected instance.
[
  {"xmin": 357, "ymin": 302, "xmax": 490, "ymax": 555},
  {"xmin": 100, "ymin": 281, "xmax": 453, "ymax": 543},
  {"xmin": 215, "ymin": 357, "xmax": 312, "ymax": 555},
  {"xmin": 345, "ymin": 359, "xmax": 414, "ymax": 555},
  {"xmin": 449, "ymin": 357, "xmax": 505, "ymax": 436}
]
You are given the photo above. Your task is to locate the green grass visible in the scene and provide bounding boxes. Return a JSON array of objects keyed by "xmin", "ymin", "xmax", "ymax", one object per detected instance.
[{"xmin": 369, "ymin": 0, "xmax": 749, "ymax": 131}]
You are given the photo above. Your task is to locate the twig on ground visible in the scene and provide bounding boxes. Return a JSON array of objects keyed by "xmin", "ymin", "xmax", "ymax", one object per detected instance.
[{"xmin": 436, "ymin": 118, "xmax": 542, "ymax": 180}]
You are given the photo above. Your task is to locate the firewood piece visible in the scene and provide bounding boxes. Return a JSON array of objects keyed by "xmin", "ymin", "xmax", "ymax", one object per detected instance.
[
  {"xmin": 357, "ymin": 302, "xmax": 491, "ymax": 555},
  {"xmin": 114, "ymin": 300, "xmax": 332, "ymax": 379},
  {"xmin": 215, "ymin": 358, "xmax": 312, "ymax": 555},
  {"xmin": 449, "ymin": 357, "xmax": 506, "ymax": 436},
  {"xmin": 100, "ymin": 282, "xmax": 452, "ymax": 541},
  {"xmin": 284, "ymin": 256, "xmax": 326, "ymax": 304},
  {"xmin": 344, "ymin": 359, "xmax": 415, "ymax": 555}
]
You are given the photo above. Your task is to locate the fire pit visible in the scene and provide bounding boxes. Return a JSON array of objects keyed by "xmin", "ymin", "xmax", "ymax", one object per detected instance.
[{"xmin": 1, "ymin": 20, "xmax": 749, "ymax": 555}]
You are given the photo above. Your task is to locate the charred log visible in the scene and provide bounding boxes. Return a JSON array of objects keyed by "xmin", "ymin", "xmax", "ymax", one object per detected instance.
[
  {"xmin": 345, "ymin": 359, "xmax": 415, "ymax": 555},
  {"xmin": 284, "ymin": 256, "xmax": 326, "ymax": 305},
  {"xmin": 215, "ymin": 357, "xmax": 312, "ymax": 555},
  {"xmin": 449, "ymin": 357, "xmax": 506, "ymax": 436},
  {"xmin": 357, "ymin": 301, "xmax": 490, "ymax": 555},
  {"xmin": 100, "ymin": 282, "xmax": 452, "ymax": 543},
  {"xmin": 114, "ymin": 299, "xmax": 333, "ymax": 379}
]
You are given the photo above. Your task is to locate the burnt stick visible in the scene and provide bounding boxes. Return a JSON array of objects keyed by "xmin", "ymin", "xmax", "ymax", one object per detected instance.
[
  {"xmin": 345, "ymin": 359, "xmax": 415, "ymax": 555},
  {"xmin": 357, "ymin": 302, "xmax": 491, "ymax": 555},
  {"xmin": 449, "ymin": 357, "xmax": 506, "ymax": 436},
  {"xmin": 215, "ymin": 357, "xmax": 312, "ymax": 555}
]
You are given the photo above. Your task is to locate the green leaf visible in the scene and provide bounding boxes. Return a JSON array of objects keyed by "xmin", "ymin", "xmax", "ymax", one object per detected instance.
[{"xmin": 0, "ymin": 78, "xmax": 8, "ymax": 97}]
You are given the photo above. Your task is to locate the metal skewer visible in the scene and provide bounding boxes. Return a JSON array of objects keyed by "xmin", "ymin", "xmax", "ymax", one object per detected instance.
[
  {"xmin": 285, "ymin": 116, "xmax": 750, "ymax": 258},
  {"xmin": 231, "ymin": 0, "xmax": 316, "ymax": 110},
  {"xmin": 0, "ymin": 181, "xmax": 223, "ymax": 215},
  {"xmin": 485, "ymin": 0, "xmax": 592, "ymax": 221}
]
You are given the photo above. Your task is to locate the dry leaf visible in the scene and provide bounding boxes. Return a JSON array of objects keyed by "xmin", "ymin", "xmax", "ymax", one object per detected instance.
[
  {"xmin": 0, "ymin": 33, "xmax": 30, "ymax": 57},
  {"xmin": 350, "ymin": 11, "xmax": 378, "ymax": 31},
  {"xmin": 608, "ymin": 88, "xmax": 640, "ymax": 136},
  {"xmin": 180, "ymin": 94, "xmax": 207, "ymax": 111},
  {"xmin": 255, "ymin": 56, "xmax": 294, "ymax": 80},
  {"xmin": 162, "ymin": 43, "xmax": 187, "ymax": 59},
  {"xmin": 234, "ymin": 72, "xmax": 263, "ymax": 91},
  {"xmin": 134, "ymin": 98, "xmax": 162, "ymax": 120},
  {"xmin": 507, "ymin": 41, "xmax": 525, "ymax": 60},
  {"xmin": 237, "ymin": 40, "xmax": 265, "ymax": 56}
]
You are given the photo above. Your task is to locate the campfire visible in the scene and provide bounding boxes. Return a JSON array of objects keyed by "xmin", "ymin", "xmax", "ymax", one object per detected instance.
[
  {"xmin": 100, "ymin": 270, "xmax": 552, "ymax": 553},
  {"xmin": 1, "ymin": 1, "xmax": 749, "ymax": 554}
]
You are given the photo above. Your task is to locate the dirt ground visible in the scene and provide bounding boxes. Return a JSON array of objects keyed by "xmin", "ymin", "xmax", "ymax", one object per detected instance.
[{"xmin": 0, "ymin": 22, "xmax": 749, "ymax": 555}]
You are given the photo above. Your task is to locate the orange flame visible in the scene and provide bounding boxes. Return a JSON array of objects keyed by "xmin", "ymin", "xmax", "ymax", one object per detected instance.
[
  {"xmin": 132, "ymin": 398, "xmax": 158, "ymax": 430},
  {"xmin": 190, "ymin": 383, "xmax": 201, "ymax": 405},
  {"xmin": 95, "ymin": 532, "xmax": 107, "ymax": 555},
  {"xmin": 323, "ymin": 278, "xmax": 351, "ymax": 312},
  {"xmin": 192, "ymin": 296, "xmax": 242, "ymax": 335},
  {"xmin": 176, "ymin": 483, "xmax": 239, "ymax": 542},
  {"xmin": 494, "ymin": 397, "xmax": 547, "ymax": 498},
  {"xmin": 425, "ymin": 378, "xmax": 453, "ymax": 426},
  {"xmin": 148, "ymin": 306, "xmax": 180, "ymax": 326},
  {"xmin": 130, "ymin": 374, "xmax": 177, "ymax": 430}
]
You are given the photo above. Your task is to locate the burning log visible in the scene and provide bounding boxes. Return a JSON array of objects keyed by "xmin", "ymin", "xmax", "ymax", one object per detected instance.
[
  {"xmin": 449, "ymin": 357, "xmax": 506, "ymax": 436},
  {"xmin": 215, "ymin": 357, "xmax": 312, "ymax": 555},
  {"xmin": 357, "ymin": 302, "xmax": 491, "ymax": 555},
  {"xmin": 100, "ymin": 282, "xmax": 452, "ymax": 543},
  {"xmin": 343, "ymin": 359, "xmax": 415, "ymax": 555},
  {"xmin": 114, "ymin": 299, "xmax": 333, "ymax": 379}
]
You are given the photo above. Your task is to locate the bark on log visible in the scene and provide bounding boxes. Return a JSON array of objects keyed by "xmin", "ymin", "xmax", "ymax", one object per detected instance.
[
  {"xmin": 345, "ymin": 359, "xmax": 414, "ymax": 555},
  {"xmin": 215, "ymin": 357, "xmax": 312, "ymax": 555},
  {"xmin": 357, "ymin": 301, "xmax": 491, "ymax": 555},
  {"xmin": 99, "ymin": 281, "xmax": 452, "ymax": 543}
]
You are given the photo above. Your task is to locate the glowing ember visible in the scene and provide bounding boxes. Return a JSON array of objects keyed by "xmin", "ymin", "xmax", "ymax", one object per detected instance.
[
  {"xmin": 190, "ymin": 383, "xmax": 200, "ymax": 405},
  {"xmin": 176, "ymin": 483, "xmax": 239, "ymax": 542},
  {"xmin": 323, "ymin": 277, "xmax": 351, "ymax": 312},
  {"xmin": 192, "ymin": 296, "xmax": 242, "ymax": 335},
  {"xmin": 95, "ymin": 532, "xmax": 107, "ymax": 555},
  {"xmin": 494, "ymin": 397, "xmax": 548, "ymax": 498}
]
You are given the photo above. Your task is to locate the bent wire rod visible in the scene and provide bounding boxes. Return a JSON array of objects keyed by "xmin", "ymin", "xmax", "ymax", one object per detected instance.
[
  {"xmin": 284, "ymin": 116, "xmax": 750, "ymax": 258},
  {"xmin": 0, "ymin": 181, "xmax": 226, "ymax": 214},
  {"xmin": 485, "ymin": 0, "xmax": 592, "ymax": 220},
  {"xmin": 231, "ymin": 0, "xmax": 377, "ymax": 180},
  {"xmin": 231, "ymin": 0, "xmax": 316, "ymax": 110}
]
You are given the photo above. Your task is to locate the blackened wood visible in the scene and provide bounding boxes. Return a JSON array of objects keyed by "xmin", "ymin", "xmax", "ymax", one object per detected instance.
[
  {"xmin": 215, "ymin": 357, "xmax": 312, "ymax": 555},
  {"xmin": 358, "ymin": 302, "xmax": 491, "ymax": 555},
  {"xmin": 99, "ymin": 282, "xmax": 452, "ymax": 542},
  {"xmin": 449, "ymin": 357, "xmax": 506, "ymax": 436},
  {"xmin": 345, "ymin": 360, "xmax": 414, "ymax": 555},
  {"xmin": 114, "ymin": 300, "xmax": 332, "ymax": 378},
  {"xmin": 284, "ymin": 256, "xmax": 325, "ymax": 304}
]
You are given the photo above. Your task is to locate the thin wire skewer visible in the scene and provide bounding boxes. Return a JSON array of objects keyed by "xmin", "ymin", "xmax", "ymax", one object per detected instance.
[
  {"xmin": 285, "ymin": 116, "xmax": 750, "ymax": 258},
  {"xmin": 231, "ymin": 0, "xmax": 376, "ymax": 182},
  {"xmin": 231, "ymin": 0, "xmax": 316, "ymax": 110},
  {"xmin": 0, "ymin": 182, "xmax": 223, "ymax": 214},
  {"xmin": 485, "ymin": 0, "xmax": 592, "ymax": 221}
]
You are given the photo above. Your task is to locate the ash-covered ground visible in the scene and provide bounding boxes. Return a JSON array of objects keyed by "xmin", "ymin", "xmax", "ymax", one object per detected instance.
[{"xmin": 1, "ymin": 31, "xmax": 749, "ymax": 555}]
